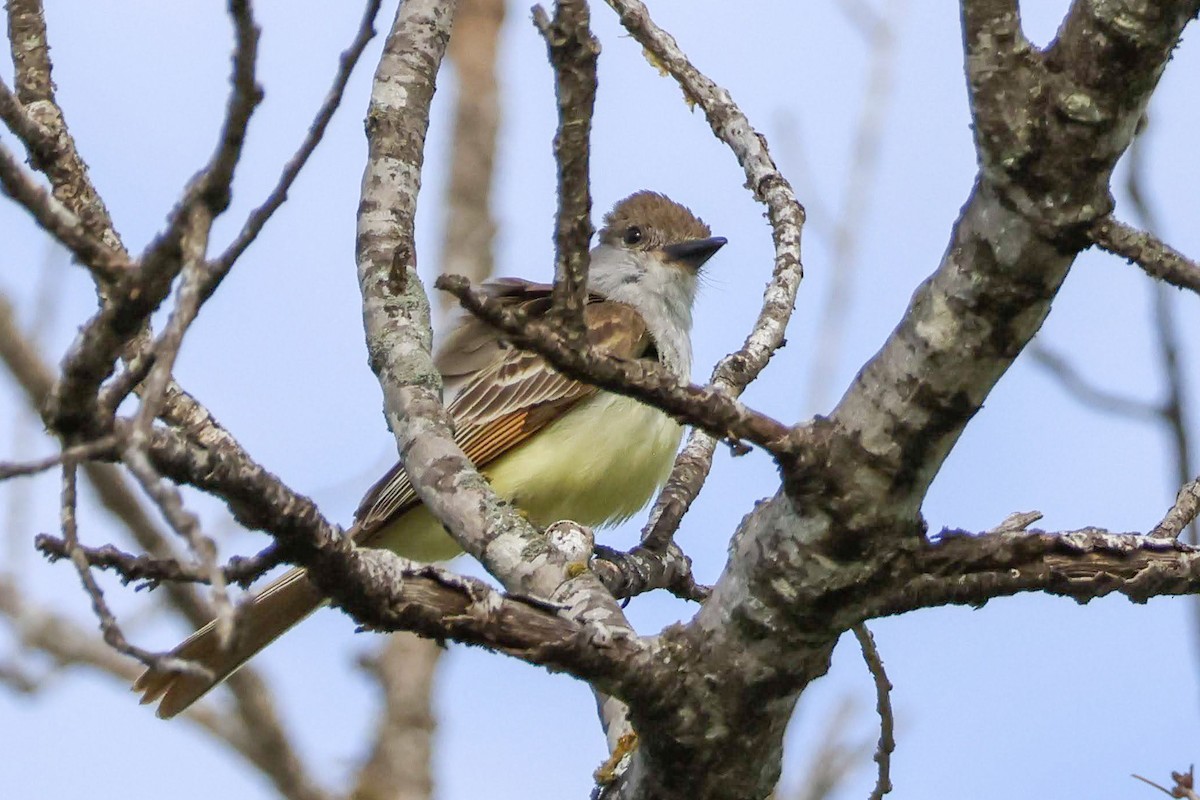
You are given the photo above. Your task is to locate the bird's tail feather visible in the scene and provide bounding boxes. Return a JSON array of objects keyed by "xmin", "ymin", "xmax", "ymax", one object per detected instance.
[{"xmin": 132, "ymin": 567, "xmax": 324, "ymax": 719}]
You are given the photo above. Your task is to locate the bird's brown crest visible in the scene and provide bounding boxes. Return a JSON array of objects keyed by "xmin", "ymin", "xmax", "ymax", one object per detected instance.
[{"xmin": 599, "ymin": 191, "xmax": 711, "ymax": 248}]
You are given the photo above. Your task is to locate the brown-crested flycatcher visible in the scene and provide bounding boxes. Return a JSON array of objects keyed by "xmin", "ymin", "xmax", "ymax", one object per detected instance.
[{"xmin": 135, "ymin": 191, "xmax": 726, "ymax": 718}]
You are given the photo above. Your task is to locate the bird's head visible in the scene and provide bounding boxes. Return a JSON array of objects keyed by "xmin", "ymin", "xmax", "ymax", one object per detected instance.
[{"xmin": 590, "ymin": 191, "xmax": 726, "ymax": 333}]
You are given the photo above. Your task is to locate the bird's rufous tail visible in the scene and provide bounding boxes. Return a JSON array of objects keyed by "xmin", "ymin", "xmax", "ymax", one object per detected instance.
[{"xmin": 133, "ymin": 567, "xmax": 323, "ymax": 719}]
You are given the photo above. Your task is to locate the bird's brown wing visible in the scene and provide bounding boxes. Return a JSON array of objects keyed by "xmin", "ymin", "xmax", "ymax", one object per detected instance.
[{"xmin": 353, "ymin": 289, "xmax": 653, "ymax": 540}]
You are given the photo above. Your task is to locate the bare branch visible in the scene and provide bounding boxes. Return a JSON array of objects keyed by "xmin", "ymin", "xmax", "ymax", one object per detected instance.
[
  {"xmin": 852, "ymin": 624, "xmax": 894, "ymax": 800},
  {"xmin": 6, "ymin": 0, "xmax": 124, "ymax": 251},
  {"xmin": 209, "ymin": 0, "xmax": 383, "ymax": 279},
  {"xmin": 0, "ymin": 437, "xmax": 117, "ymax": 480},
  {"xmin": 1027, "ymin": 342, "xmax": 1161, "ymax": 421},
  {"xmin": 6, "ymin": 0, "xmax": 54, "ymax": 103},
  {"xmin": 0, "ymin": 77, "xmax": 55, "ymax": 160},
  {"xmin": 1150, "ymin": 476, "xmax": 1200, "ymax": 541},
  {"xmin": 0, "ymin": 140, "xmax": 131, "ymax": 279},
  {"xmin": 35, "ymin": 533, "xmax": 284, "ymax": 589},
  {"xmin": 1091, "ymin": 217, "xmax": 1200, "ymax": 295},
  {"xmin": 55, "ymin": 462, "xmax": 200, "ymax": 674},
  {"xmin": 806, "ymin": 0, "xmax": 906, "ymax": 411},
  {"xmin": 353, "ymin": 633, "xmax": 442, "ymax": 800},
  {"xmin": 533, "ymin": 0, "xmax": 599, "ymax": 344},
  {"xmin": 591, "ymin": 543, "xmax": 709, "ymax": 603}
]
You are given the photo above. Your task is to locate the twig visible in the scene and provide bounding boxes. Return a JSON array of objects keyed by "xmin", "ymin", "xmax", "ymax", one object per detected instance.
[
  {"xmin": 0, "ymin": 437, "xmax": 117, "ymax": 480},
  {"xmin": 6, "ymin": 0, "xmax": 54, "ymax": 104},
  {"xmin": 0, "ymin": 77, "xmax": 55, "ymax": 160},
  {"xmin": 35, "ymin": 534, "xmax": 284, "ymax": 588},
  {"xmin": 852, "ymin": 624, "xmax": 894, "ymax": 800},
  {"xmin": 56, "ymin": 462, "xmax": 203, "ymax": 675},
  {"xmin": 208, "ymin": 0, "xmax": 383, "ymax": 282},
  {"xmin": 1132, "ymin": 766, "xmax": 1199, "ymax": 799},
  {"xmin": 1124, "ymin": 127, "xmax": 1195, "ymax": 544},
  {"xmin": 1027, "ymin": 343, "xmax": 1160, "ymax": 421},
  {"xmin": 1150, "ymin": 476, "xmax": 1200, "ymax": 540},
  {"xmin": 806, "ymin": 0, "xmax": 906, "ymax": 412},
  {"xmin": 6, "ymin": 0, "xmax": 124, "ymax": 252},
  {"xmin": 120, "ymin": 447, "xmax": 233, "ymax": 645},
  {"xmin": 533, "ymin": 0, "xmax": 598, "ymax": 345},
  {"xmin": 0, "ymin": 140, "xmax": 130, "ymax": 280},
  {"xmin": 603, "ymin": 0, "xmax": 806, "ymax": 550},
  {"xmin": 1091, "ymin": 217, "xmax": 1200, "ymax": 295},
  {"xmin": 45, "ymin": 0, "xmax": 262, "ymax": 439}
]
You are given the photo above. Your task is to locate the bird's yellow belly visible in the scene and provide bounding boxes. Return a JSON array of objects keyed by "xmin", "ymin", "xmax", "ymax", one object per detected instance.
[{"xmin": 373, "ymin": 393, "xmax": 683, "ymax": 562}]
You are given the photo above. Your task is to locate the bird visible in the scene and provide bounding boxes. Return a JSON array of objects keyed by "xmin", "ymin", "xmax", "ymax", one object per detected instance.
[{"xmin": 133, "ymin": 190, "xmax": 726, "ymax": 718}]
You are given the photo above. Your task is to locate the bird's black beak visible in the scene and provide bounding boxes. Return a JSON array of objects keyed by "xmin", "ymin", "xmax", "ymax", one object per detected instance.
[{"xmin": 663, "ymin": 236, "xmax": 727, "ymax": 270}]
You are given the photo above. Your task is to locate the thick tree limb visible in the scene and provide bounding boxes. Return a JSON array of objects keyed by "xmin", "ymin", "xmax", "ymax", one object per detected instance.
[{"xmin": 600, "ymin": 4, "xmax": 1200, "ymax": 798}]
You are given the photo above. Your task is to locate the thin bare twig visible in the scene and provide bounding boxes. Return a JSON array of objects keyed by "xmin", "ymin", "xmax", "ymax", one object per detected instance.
[
  {"xmin": 0, "ymin": 437, "xmax": 117, "ymax": 480},
  {"xmin": 1125, "ymin": 128, "xmax": 1194, "ymax": 545},
  {"xmin": 208, "ymin": 0, "xmax": 383, "ymax": 281},
  {"xmin": 35, "ymin": 534, "xmax": 285, "ymax": 588},
  {"xmin": 0, "ymin": 140, "xmax": 130, "ymax": 279},
  {"xmin": 852, "ymin": 624, "xmax": 894, "ymax": 800},
  {"xmin": 57, "ymin": 462, "xmax": 203, "ymax": 675},
  {"xmin": 806, "ymin": 0, "xmax": 907, "ymax": 412},
  {"xmin": 591, "ymin": 543, "xmax": 709, "ymax": 602},
  {"xmin": 533, "ymin": 0, "xmax": 599, "ymax": 345},
  {"xmin": 1091, "ymin": 217, "xmax": 1200, "ymax": 296},
  {"xmin": 1027, "ymin": 343, "xmax": 1161, "ymax": 421},
  {"xmin": 1150, "ymin": 476, "xmax": 1200, "ymax": 540},
  {"xmin": 120, "ymin": 446, "xmax": 232, "ymax": 645}
]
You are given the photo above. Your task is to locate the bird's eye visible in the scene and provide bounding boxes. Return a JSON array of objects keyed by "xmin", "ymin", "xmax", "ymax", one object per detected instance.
[{"xmin": 622, "ymin": 226, "xmax": 644, "ymax": 246}]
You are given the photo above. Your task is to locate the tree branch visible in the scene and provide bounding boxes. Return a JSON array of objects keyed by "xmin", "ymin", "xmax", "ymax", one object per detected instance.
[
  {"xmin": 533, "ymin": 0, "xmax": 598, "ymax": 345},
  {"xmin": 1090, "ymin": 217, "xmax": 1200, "ymax": 296}
]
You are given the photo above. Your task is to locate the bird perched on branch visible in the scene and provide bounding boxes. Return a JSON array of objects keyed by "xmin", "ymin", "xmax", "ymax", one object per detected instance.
[{"xmin": 134, "ymin": 190, "xmax": 726, "ymax": 718}]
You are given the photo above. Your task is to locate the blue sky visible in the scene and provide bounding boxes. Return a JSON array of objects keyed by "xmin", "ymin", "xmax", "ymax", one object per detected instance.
[{"xmin": 2, "ymin": 2, "xmax": 1199, "ymax": 799}]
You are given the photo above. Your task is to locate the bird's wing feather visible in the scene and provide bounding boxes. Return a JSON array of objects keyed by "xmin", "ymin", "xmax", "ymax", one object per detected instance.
[{"xmin": 353, "ymin": 287, "xmax": 652, "ymax": 540}]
